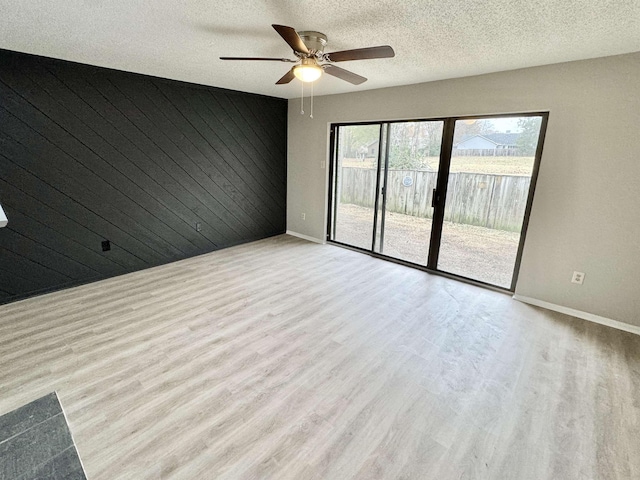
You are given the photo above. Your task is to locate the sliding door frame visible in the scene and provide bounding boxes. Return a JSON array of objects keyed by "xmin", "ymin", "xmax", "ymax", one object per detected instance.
[
  {"xmin": 328, "ymin": 124, "xmax": 339, "ymax": 241},
  {"xmin": 426, "ymin": 118, "xmax": 455, "ymax": 270},
  {"xmin": 326, "ymin": 112, "xmax": 549, "ymax": 293},
  {"xmin": 509, "ymin": 113, "xmax": 549, "ymax": 290},
  {"xmin": 370, "ymin": 124, "xmax": 385, "ymax": 251}
]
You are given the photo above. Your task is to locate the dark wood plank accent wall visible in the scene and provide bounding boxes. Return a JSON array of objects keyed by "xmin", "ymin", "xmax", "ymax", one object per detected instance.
[{"xmin": 0, "ymin": 49, "xmax": 287, "ymax": 303}]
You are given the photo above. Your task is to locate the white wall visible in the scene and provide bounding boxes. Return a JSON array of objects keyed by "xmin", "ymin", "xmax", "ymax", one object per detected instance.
[{"xmin": 287, "ymin": 52, "xmax": 640, "ymax": 327}]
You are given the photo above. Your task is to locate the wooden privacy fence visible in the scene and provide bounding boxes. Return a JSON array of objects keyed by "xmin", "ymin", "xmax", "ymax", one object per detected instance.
[
  {"xmin": 451, "ymin": 148, "xmax": 523, "ymax": 157},
  {"xmin": 339, "ymin": 167, "xmax": 531, "ymax": 232}
]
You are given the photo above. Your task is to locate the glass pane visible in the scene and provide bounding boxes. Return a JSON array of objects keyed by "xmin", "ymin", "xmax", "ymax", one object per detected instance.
[
  {"xmin": 331, "ymin": 124, "xmax": 381, "ymax": 250},
  {"xmin": 437, "ymin": 116, "xmax": 543, "ymax": 288},
  {"xmin": 375, "ymin": 121, "xmax": 443, "ymax": 265}
]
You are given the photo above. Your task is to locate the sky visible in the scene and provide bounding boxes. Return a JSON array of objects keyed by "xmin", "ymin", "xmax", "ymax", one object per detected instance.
[{"xmin": 484, "ymin": 117, "xmax": 523, "ymax": 133}]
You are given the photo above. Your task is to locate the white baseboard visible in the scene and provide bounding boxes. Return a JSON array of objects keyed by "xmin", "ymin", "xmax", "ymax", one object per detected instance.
[
  {"xmin": 513, "ymin": 294, "xmax": 640, "ymax": 337},
  {"xmin": 286, "ymin": 230, "xmax": 325, "ymax": 244}
]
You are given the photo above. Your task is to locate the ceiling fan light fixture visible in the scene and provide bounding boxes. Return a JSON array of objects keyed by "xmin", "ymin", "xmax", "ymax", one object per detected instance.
[{"xmin": 293, "ymin": 63, "xmax": 323, "ymax": 83}]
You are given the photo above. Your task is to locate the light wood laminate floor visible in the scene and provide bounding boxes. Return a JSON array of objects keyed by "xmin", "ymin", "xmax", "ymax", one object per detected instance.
[{"xmin": 1, "ymin": 235, "xmax": 639, "ymax": 479}]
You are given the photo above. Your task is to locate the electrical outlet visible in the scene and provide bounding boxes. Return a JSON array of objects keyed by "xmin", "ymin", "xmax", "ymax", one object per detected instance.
[
  {"xmin": 571, "ymin": 271, "xmax": 585, "ymax": 285},
  {"xmin": 301, "ymin": 213, "xmax": 306, "ymax": 220},
  {"xmin": 320, "ymin": 160, "xmax": 326, "ymax": 169},
  {"xmin": 101, "ymin": 240, "xmax": 111, "ymax": 252},
  {"xmin": 195, "ymin": 222, "xmax": 202, "ymax": 232}
]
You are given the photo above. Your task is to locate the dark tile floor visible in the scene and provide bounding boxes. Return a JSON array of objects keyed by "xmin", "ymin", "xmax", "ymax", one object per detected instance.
[{"xmin": 0, "ymin": 393, "xmax": 86, "ymax": 480}]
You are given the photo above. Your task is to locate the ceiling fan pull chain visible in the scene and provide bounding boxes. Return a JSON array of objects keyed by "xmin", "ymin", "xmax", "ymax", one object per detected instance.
[
  {"xmin": 300, "ymin": 81, "xmax": 304, "ymax": 115},
  {"xmin": 310, "ymin": 82, "xmax": 314, "ymax": 119}
]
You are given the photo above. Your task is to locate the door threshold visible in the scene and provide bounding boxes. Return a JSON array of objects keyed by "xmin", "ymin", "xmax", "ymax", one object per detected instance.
[{"xmin": 327, "ymin": 240, "xmax": 513, "ymax": 295}]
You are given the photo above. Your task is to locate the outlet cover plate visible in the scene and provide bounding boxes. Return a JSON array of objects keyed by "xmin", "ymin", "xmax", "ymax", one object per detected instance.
[{"xmin": 571, "ymin": 271, "xmax": 585, "ymax": 284}]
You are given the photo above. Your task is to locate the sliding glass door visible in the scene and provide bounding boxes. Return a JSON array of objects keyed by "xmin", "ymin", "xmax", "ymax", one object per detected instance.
[
  {"xmin": 375, "ymin": 121, "xmax": 444, "ymax": 264},
  {"xmin": 330, "ymin": 124, "xmax": 381, "ymax": 250},
  {"xmin": 328, "ymin": 113, "xmax": 547, "ymax": 291},
  {"xmin": 436, "ymin": 116, "xmax": 544, "ymax": 288}
]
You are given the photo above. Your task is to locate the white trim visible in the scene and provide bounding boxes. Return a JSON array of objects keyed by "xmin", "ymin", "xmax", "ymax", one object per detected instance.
[
  {"xmin": 286, "ymin": 230, "xmax": 325, "ymax": 244},
  {"xmin": 513, "ymin": 294, "xmax": 640, "ymax": 337},
  {"xmin": 0, "ymin": 203, "xmax": 7, "ymax": 228}
]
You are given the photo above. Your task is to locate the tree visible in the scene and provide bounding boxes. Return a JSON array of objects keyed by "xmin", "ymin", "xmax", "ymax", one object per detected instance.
[
  {"xmin": 516, "ymin": 117, "xmax": 542, "ymax": 156},
  {"xmin": 452, "ymin": 119, "xmax": 495, "ymax": 144},
  {"xmin": 387, "ymin": 122, "xmax": 443, "ymax": 170},
  {"xmin": 339, "ymin": 124, "xmax": 379, "ymax": 159}
]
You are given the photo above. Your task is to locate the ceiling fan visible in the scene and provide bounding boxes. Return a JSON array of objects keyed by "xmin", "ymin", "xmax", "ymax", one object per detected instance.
[{"xmin": 220, "ymin": 24, "xmax": 395, "ymax": 85}]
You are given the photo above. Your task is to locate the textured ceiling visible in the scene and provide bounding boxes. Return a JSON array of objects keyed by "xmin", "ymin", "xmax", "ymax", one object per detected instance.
[{"xmin": 1, "ymin": 0, "xmax": 639, "ymax": 99}]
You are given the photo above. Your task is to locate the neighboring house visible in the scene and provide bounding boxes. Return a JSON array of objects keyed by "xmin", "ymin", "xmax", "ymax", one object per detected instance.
[
  {"xmin": 356, "ymin": 140, "xmax": 379, "ymax": 159},
  {"xmin": 454, "ymin": 132, "xmax": 521, "ymax": 155},
  {"xmin": 365, "ymin": 140, "xmax": 378, "ymax": 158}
]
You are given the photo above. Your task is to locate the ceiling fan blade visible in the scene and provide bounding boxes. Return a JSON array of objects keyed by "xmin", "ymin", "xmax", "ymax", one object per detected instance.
[
  {"xmin": 323, "ymin": 65, "xmax": 367, "ymax": 85},
  {"xmin": 276, "ymin": 69, "xmax": 296, "ymax": 85},
  {"xmin": 325, "ymin": 45, "xmax": 395, "ymax": 62},
  {"xmin": 220, "ymin": 57, "xmax": 297, "ymax": 62},
  {"xmin": 272, "ymin": 24, "xmax": 309, "ymax": 54}
]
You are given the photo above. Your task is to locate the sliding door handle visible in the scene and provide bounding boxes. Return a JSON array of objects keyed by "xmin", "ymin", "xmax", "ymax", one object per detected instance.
[{"xmin": 432, "ymin": 188, "xmax": 438, "ymax": 207}]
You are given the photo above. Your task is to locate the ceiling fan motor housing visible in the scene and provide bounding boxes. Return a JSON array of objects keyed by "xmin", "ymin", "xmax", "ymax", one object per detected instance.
[{"xmin": 297, "ymin": 31, "xmax": 328, "ymax": 56}]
